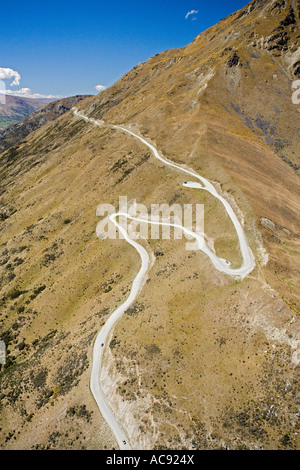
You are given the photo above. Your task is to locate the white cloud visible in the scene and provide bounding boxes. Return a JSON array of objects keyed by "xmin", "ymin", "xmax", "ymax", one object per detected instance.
[
  {"xmin": 10, "ymin": 87, "xmax": 31, "ymax": 95},
  {"xmin": 0, "ymin": 87, "xmax": 60, "ymax": 99},
  {"xmin": 185, "ymin": 9, "xmax": 199, "ymax": 20},
  {"xmin": 0, "ymin": 67, "xmax": 21, "ymax": 86},
  {"xmin": 0, "ymin": 66, "xmax": 61, "ymax": 100},
  {"xmin": 95, "ymin": 85, "xmax": 106, "ymax": 92}
]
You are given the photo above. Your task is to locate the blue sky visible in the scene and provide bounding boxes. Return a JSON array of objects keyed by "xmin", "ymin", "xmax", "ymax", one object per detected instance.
[{"xmin": 0, "ymin": 0, "xmax": 248, "ymax": 99}]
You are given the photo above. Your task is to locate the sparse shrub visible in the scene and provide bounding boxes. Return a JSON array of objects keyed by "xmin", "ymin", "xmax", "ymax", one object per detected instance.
[
  {"xmin": 42, "ymin": 253, "xmax": 56, "ymax": 265},
  {"xmin": 109, "ymin": 337, "xmax": 120, "ymax": 349},
  {"xmin": 30, "ymin": 368, "xmax": 48, "ymax": 388},
  {"xmin": 9, "ymin": 288, "xmax": 26, "ymax": 300},
  {"xmin": 144, "ymin": 343, "xmax": 161, "ymax": 355},
  {"xmin": 67, "ymin": 404, "xmax": 92, "ymax": 422},
  {"xmin": 30, "ymin": 284, "xmax": 46, "ymax": 300}
]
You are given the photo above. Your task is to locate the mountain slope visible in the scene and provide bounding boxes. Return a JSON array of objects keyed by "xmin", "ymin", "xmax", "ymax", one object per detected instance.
[
  {"xmin": 85, "ymin": 0, "xmax": 300, "ymax": 170},
  {"xmin": 0, "ymin": 0, "xmax": 299, "ymax": 451}
]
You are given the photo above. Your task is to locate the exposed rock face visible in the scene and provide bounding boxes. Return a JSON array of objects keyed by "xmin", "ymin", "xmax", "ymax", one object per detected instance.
[{"xmin": 227, "ymin": 51, "xmax": 241, "ymax": 67}]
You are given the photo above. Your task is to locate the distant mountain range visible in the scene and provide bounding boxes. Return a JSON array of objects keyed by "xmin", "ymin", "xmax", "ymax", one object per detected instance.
[
  {"xmin": 0, "ymin": 95, "xmax": 92, "ymax": 151},
  {"xmin": 0, "ymin": 95, "xmax": 55, "ymax": 129}
]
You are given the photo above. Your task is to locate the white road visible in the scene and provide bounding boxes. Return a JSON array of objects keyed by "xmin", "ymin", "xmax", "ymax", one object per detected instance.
[
  {"xmin": 90, "ymin": 215, "xmax": 148, "ymax": 450},
  {"xmin": 73, "ymin": 107, "xmax": 255, "ymax": 450}
]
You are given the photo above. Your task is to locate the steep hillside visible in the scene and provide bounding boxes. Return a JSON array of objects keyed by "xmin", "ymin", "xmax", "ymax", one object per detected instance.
[
  {"xmin": 0, "ymin": 95, "xmax": 54, "ymax": 129},
  {"xmin": 0, "ymin": 0, "xmax": 299, "ymax": 451},
  {"xmin": 0, "ymin": 95, "xmax": 92, "ymax": 151}
]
